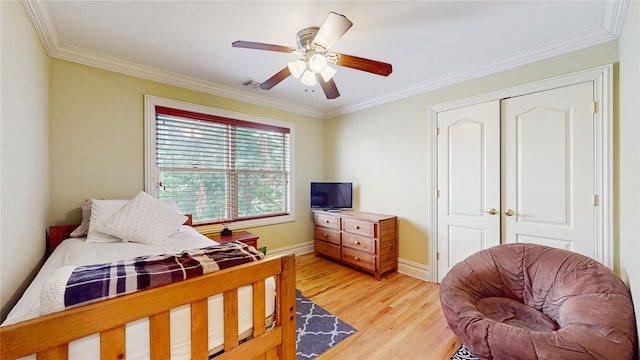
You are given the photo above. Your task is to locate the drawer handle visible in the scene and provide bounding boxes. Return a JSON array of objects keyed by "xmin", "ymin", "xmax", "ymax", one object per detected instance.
[
  {"xmin": 325, "ymin": 220, "xmax": 330, "ymax": 223},
  {"xmin": 355, "ymin": 240, "xmax": 360, "ymax": 245},
  {"xmin": 354, "ymin": 256, "xmax": 360, "ymax": 261},
  {"xmin": 354, "ymin": 225, "xmax": 360, "ymax": 229},
  {"xmin": 324, "ymin": 233, "xmax": 329, "ymax": 237}
]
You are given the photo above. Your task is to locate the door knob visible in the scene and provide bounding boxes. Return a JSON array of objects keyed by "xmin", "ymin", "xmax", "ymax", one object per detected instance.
[
  {"xmin": 482, "ymin": 208, "xmax": 498, "ymax": 215},
  {"xmin": 504, "ymin": 209, "xmax": 515, "ymax": 216}
]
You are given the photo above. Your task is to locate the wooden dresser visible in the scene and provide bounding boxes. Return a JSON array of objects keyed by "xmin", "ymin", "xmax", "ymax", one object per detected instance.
[{"xmin": 313, "ymin": 210, "xmax": 398, "ymax": 280}]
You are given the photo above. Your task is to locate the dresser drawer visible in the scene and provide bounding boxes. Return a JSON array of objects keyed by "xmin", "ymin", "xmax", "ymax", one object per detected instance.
[
  {"xmin": 342, "ymin": 247, "xmax": 375, "ymax": 272},
  {"xmin": 315, "ymin": 240, "xmax": 341, "ymax": 260},
  {"xmin": 314, "ymin": 227, "xmax": 340, "ymax": 245},
  {"xmin": 314, "ymin": 213, "xmax": 340, "ymax": 229},
  {"xmin": 341, "ymin": 232, "xmax": 375, "ymax": 254},
  {"xmin": 342, "ymin": 217, "xmax": 374, "ymax": 237}
]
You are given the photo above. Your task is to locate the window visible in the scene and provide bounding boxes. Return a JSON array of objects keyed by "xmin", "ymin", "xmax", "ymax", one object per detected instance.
[{"xmin": 144, "ymin": 95, "xmax": 294, "ymax": 229}]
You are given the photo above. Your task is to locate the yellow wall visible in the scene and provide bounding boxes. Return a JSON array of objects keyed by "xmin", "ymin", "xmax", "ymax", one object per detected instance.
[
  {"xmin": 617, "ymin": 0, "xmax": 640, "ymax": 346},
  {"xmin": 325, "ymin": 41, "xmax": 619, "ymax": 266},
  {"xmin": 48, "ymin": 60, "xmax": 325, "ymax": 251},
  {"xmin": 0, "ymin": 1, "xmax": 50, "ymax": 318}
]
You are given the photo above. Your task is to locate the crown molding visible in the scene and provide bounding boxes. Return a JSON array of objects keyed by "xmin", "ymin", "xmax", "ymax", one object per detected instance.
[
  {"xmin": 23, "ymin": 0, "xmax": 628, "ymax": 120},
  {"xmin": 20, "ymin": 0, "xmax": 324, "ymax": 119},
  {"xmin": 326, "ymin": 4, "xmax": 627, "ymax": 118},
  {"xmin": 326, "ymin": 0, "xmax": 629, "ymax": 118},
  {"xmin": 21, "ymin": 0, "xmax": 60, "ymax": 55},
  {"xmin": 55, "ymin": 44, "xmax": 324, "ymax": 119},
  {"xmin": 602, "ymin": 0, "xmax": 629, "ymax": 37}
]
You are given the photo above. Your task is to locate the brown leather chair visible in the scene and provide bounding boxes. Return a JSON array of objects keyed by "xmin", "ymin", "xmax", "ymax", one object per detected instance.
[{"xmin": 439, "ymin": 243, "xmax": 637, "ymax": 360}]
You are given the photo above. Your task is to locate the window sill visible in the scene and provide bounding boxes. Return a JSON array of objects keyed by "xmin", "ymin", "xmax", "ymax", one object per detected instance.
[{"xmin": 193, "ymin": 213, "xmax": 295, "ymax": 235}]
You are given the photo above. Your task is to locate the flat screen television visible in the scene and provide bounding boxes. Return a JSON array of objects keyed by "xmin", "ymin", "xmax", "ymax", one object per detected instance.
[{"xmin": 310, "ymin": 182, "xmax": 353, "ymax": 210}]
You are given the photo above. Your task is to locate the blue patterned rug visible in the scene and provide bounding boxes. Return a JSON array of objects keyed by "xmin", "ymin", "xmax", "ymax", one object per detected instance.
[
  {"xmin": 296, "ymin": 290, "xmax": 357, "ymax": 360},
  {"xmin": 450, "ymin": 344, "xmax": 480, "ymax": 360}
]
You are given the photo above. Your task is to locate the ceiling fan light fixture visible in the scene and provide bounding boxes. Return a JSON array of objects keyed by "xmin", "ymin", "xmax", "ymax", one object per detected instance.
[
  {"xmin": 300, "ymin": 70, "xmax": 317, "ymax": 86},
  {"xmin": 307, "ymin": 53, "xmax": 328, "ymax": 73},
  {"xmin": 320, "ymin": 65, "xmax": 337, "ymax": 82},
  {"xmin": 287, "ymin": 60, "xmax": 306, "ymax": 79},
  {"xmin": 232, "ymin": 11, "xmax": 391, "ymax": 99}
]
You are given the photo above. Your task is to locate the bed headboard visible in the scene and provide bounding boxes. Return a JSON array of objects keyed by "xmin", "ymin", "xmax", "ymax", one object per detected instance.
[{"xmin": 47, "ymin": 214, "xmax": 193, "ymax": 256}]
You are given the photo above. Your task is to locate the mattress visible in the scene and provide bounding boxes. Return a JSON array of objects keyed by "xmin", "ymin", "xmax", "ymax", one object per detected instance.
[{"xmin": 2, "ymin": 226, "xmax": 276, "ymax": 359}]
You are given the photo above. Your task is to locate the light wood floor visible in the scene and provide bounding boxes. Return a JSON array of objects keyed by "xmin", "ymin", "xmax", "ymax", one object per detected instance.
[{"xmin": 295, "ymin": 253, "xmax": 461, "ymax": 360}]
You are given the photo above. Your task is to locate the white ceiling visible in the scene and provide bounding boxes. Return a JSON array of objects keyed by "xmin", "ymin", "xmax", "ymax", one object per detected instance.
[{"xmin": 24, "ymin": 1, "xmax": 627, "ymax": 118}]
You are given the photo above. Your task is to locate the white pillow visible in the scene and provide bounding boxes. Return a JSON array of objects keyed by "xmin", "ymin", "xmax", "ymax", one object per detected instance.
[
  {"xmin": 86, "ymin": 199, "xmax": 130, "ymax": 242},
  {"xmin": 70, "ymin": 199, "xmax": 93, "ymax": 237},
  {"xmin": 99, "ymin": 191, "xmax": 187, "ymax": 245},
  {"xmin": 80, "ymin": 198, "xmax": 179, "ymax": 241}
]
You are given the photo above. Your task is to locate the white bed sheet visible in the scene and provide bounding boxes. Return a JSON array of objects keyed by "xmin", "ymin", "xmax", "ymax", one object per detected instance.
[{"xmin": 2, "ymin": 226, "xmax": 276, "ymax": 359}]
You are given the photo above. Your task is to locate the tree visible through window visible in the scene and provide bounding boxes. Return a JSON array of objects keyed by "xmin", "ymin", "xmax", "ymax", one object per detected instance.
[{"xmin": 153, "ymin": 106, "xmax": 291, "ymax": 225}]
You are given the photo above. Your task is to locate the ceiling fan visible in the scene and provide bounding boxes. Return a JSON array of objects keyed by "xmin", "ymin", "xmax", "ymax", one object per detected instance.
[{"xmin": 232, "ymin": 12, "xmax": 392, "ymax": 100}]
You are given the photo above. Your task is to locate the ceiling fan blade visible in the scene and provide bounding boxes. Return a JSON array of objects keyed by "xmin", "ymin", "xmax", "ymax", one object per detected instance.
[
  {"xmin": 232, "ymin": 40, "xmax": 297, "ymax": 54},
  {"xmin": 259, "ymin": 67, "xmax": 291, "ymax": 90},
  {"xmin": 333, "ymin": 53, "xmax": 392, "ymax": 76},
  {"xmin": 317, "ymin": 74, "xmax": 340, "ymax": 99},
  {"xmin": 312, "ymin": 12, "xmax": 353, "ymax": 51}
]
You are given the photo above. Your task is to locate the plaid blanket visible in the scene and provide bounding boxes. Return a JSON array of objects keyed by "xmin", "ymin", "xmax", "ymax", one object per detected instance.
[{"xmin": 40, "ymin": 241, "xmax": 264, "ymax": 314}]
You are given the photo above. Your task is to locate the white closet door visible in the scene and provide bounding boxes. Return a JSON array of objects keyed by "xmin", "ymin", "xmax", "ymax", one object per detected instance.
[
  {"xmin": 436, "ymin": 100, "xmax": 501, "ymax": 282},
  {"xmin": 501, "ymin": 81, "xmax": 596, "ymax": 256}
]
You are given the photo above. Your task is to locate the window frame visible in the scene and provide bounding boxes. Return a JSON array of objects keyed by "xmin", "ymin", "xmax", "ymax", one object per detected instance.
[{"xmin": 144, "ymin": 95, "xmax": 295, "ymax": 233}]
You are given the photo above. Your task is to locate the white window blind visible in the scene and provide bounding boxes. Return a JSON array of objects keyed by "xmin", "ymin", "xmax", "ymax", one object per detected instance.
[{"xmin": 154, "ymin": 106, "xmax": 291, "ymax": 225}]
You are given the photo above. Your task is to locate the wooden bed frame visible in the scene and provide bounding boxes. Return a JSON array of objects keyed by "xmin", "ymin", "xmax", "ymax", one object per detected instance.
[{"xmin": 0, "ymin": 220, "xmax": 296, "ymax": 360}]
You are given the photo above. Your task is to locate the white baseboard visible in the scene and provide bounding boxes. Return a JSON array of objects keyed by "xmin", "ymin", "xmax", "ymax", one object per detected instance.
[
  {"xmin": 397, "ymin": 258, "xmax": 431, "ymax": 282},
  {"xmin": 265, "ymin": 241, "xmax": 314, "ymax": 258}
]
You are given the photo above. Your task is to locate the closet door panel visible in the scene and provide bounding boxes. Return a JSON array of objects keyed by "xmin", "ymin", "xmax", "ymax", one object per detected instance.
[
  {"xmin": 517, "ymin": 106, "xmax": 569, "ymax": 224},
  {"xmin": 502, "ymin": 82, "xmax": 595, "ymax": 256},
  {"xmin": 436, "ymin": 100, "xmax": 501, "ymax": 282},
  {"xmin": 449, "ymin": 121, "xmax": 484, "ymax": 215}
]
